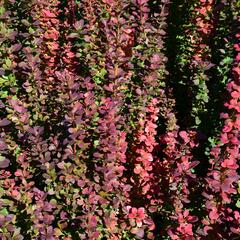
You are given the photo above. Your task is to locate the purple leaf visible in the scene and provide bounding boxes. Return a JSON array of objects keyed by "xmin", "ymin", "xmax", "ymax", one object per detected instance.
[
  {"xmin": 9, "ymin": 99, "xmax": 27, "ymax": 113},
  {"xmin": 0, "ymin": 156, "xmax": 10, "ymax": 168},
  {"xmin": 0, "ymin": 68, "xmax": 5, "ymax": 75},
  {"xmin": 0, "ymin": 140, "xmax": 8, "ymax": 151},
  {"xmin": 0, "ymin": 118, "xmax": 11, "ymax": 127},
  {"xmin": 11, "ymin": 43, "xmax": 22, "ymax": 52},
  {"xmin": 74, "ymin": 20, "xmax": 84, "ymax": 30},
  {"xmin": 131, "ymin": 227, "xmax": 144, "ymax": 238}
]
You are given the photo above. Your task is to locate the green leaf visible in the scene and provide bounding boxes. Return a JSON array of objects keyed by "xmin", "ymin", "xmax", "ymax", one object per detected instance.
[
  {"xmin": 236, "ymin": 200, "xmax": 240, "ymax": 208},
  {"xmin": 98, "ymin": 68, "xmax": 107, "ymax": 78},
  {"xmin": 0, "ymin": 91, "xmax": 8, "ymax": 98},
  {"xmin": 195, "ymin": 116, "xmax": 201, "ymax": 125},
  {"xmin": 0, "ymin": 76, "xmax": 8, "ymax": 85},
  {"xmin": 4, "ymin": 58, "xmax": 12, "ymax": 69},
  {"xmin": 0, "ymin": 187, "xmax": 4, "ymax": 192},
  {"xmin": 222, "ymin": 57, "xmax": 233, "ymax": 65},
  {"xmin": 60, "ymin": 189, "xmax": 65, "ymax": 195},
  {"xmin": 203, "ymin": 94, "xmax": 209, "ymax": 103},
  {"xmin": 134, "ymin": 45, "xmax": 143, "ymax": 50},
  {"xmin": 0, "ymin": 208, "xmax": 8, "ymax": 216},
  {"xmin": 29, "ymin": 27, "xmax": 35, "ymax": 34},
  {"xmin": 193, "ymin": 79, "xmax": 199, "ymax": 85},
  {"xmin": 0, "ymin": 7, "xmax": 5, "ymax": 15},
  {"xmin": 94, "ymin": 140, "xmax": 99, "ymax": 147}
]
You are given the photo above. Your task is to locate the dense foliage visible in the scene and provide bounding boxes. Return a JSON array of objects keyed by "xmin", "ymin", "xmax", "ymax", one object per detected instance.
[{"xmin": 0, "ymin": 0, "xmax": 239, "ymax": 239}]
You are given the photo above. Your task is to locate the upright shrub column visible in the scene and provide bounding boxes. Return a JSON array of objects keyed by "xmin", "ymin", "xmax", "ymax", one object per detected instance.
[{"xmin": 202, "ymin": 30, "xmax": 240, "ymax": 239}]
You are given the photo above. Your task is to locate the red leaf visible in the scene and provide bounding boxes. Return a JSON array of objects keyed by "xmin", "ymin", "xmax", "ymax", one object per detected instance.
[
  {"xmin": 209, "ymin": 207, "xmax": 219, "ymax": 220},
  {"xmin": 179, "ymin": 131, "xmax": 190, "ymax": 143},
  {"xmin": 42, "ymin": 10, "xmax": 56, "ymax": 18}
]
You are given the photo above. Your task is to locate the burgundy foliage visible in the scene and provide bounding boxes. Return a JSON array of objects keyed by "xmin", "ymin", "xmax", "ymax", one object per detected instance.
[{"xmin": 0, "ymin": 0, "xmax": 239, "ymax": 239}]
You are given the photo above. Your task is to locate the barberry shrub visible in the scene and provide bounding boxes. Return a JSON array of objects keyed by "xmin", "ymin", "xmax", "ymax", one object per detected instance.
[{"xmin": 0, "ymin": 0, "xmax": 239, "ymax": 239}]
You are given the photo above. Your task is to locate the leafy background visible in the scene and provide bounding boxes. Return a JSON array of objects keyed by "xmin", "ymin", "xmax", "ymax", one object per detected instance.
[{"xmin": 0, "ymin": 0, "xmax": 239, "ymax": 239}]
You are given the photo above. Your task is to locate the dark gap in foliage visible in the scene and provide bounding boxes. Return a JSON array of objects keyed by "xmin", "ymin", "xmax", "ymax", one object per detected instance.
[
  {"xmin": 43, "ymin": 94, "xmax": 68, "ymax": 134},
  {"xmin": 155, "ymin": 114, "xmax": 167, "ymax": 136},
  {"xmin": 200, "ymin": 1, "xmax": 234, "ymax": 135},
  {"xmin": 148, "ymin": 0, "xmax": 161, "ymax": 16},
  {"xmin": 64, "ymin": 220, "xmax": 82, "ymax": 239},
  {"xmin": 58, "ymin": 0, "xmax": 70, "ymax": 23},
  {"xmin": 152, "ymin": 212, "xmax": 169, "ymax": 238},
  {"xmin": 31, "ymin": 170, "xmax": 46, "ymax": 191},
  {"xmin": 165, "ymin": 0, "xmax": 193, "ymax": 129},
  {"xmin": 164, "ymin": 0, "xmax": 212, "ymax": 231},
  {"xmin": 193, "ymin": 1, "xmax": 236, "ymax": 178},
  {"xmin": 15, "ymin": 203, "xmax": 32, "ymax": 239},
  {"xmin": 191, "ymin": 144, "xmax": 208, "ymax": 178},
  {"xmin": 85, "ymin": 141, "xmax": 97, "ymax": 181},
  {"xmin": 151, "ymin": 201, "xmax": 173, "ymax": 239},
  {"xmin": 186, "ymin": 177, "xmax": 207, "ymax": 222}
]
